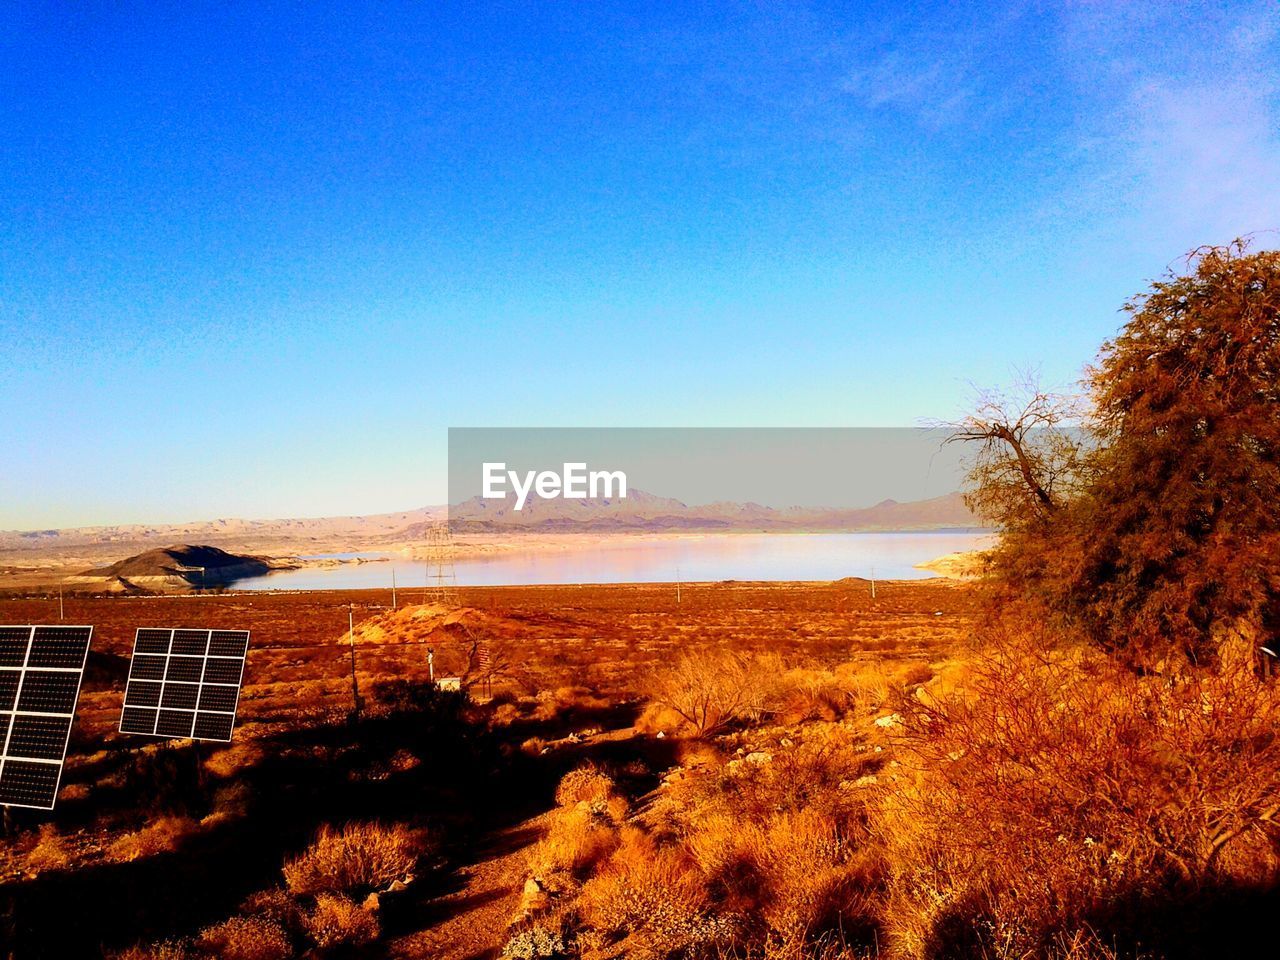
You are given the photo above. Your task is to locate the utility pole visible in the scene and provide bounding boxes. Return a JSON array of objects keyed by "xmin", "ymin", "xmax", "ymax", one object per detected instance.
[
  {"xmin": 391, "ymin": 567, "xmax": 397, "ymax": 610},
  {"xmin": 428, "ymin": 646, "xmax": 435, "ymax": 683},
  {"xmin": 348, "ymin": 604, "xmax": 361, "ymax": 721},
  {"xmin": 675, "ymin": 566, "xmax": 682, "ymax": 605},
  {"xmin": 58, "ymin": 586, "xmax": 64, "ymax": 621},
  {"xmin": 870, "ymin": 566, "xmax": 876, "ymax": 600}
]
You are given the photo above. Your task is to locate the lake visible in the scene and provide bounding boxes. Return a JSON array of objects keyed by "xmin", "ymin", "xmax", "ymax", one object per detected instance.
[{"xmin": 231, "ymin": 531, "xmax": 991, "ymax": 591}]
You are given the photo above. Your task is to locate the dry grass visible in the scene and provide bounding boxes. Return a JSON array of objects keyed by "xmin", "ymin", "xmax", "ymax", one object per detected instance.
[
  {"xmin": 108, "ymin": 942, "xmax": 193, "ymax": 960},
  {"xmin": 303, "ymin": 892, "xmax": 380, "ymax": 948},
  {"xmin": 282, "ymin": 821, "xmax": 420, "ymax": 896},
  {"xmin": 107, "ymin": 816, "xmax": 200, "ymax": 862},
  {"xmin": 195, "ymin": 916, "xmax": 292, "ymax": 960},
  {"xmin": 25, "ymin": 824, "xmax": 73, "ymax": 873}
]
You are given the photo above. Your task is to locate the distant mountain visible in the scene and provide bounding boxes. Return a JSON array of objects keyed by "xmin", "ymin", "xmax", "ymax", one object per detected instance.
[
  {"xmin": 1, "ymin": 491, "xmax": 983, "ymax": 562},
  {"xmin": 446, "ymin": 489, "xmax": 981, "ymax": 532},
  {"xmin": 0, "ymin": 508, "xmax": 442, "ymax": 553}
]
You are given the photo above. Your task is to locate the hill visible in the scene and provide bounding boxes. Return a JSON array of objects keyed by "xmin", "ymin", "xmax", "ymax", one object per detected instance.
[{"xmin": 65, "ymin": 544, "xmax": 293, "ymax": 593}]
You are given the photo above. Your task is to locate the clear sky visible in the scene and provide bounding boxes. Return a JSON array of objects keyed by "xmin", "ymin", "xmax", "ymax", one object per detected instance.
[{"xmin": 2, "ymin": 1, "xmax": 1278, "ymax": 528}]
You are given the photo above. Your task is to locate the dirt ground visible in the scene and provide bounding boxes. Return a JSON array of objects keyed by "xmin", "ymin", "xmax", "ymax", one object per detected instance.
[{"xmin": 0, "ymin": 580, "xmax": 975, "ymax": 958}]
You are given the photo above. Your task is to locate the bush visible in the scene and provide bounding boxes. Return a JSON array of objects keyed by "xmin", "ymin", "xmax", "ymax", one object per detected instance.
[
  {"xmin": 554, "ymin": 765, "xmax": 616, "ymax": 806},
  {"xmin": 732, "ymin": 808, "xmax": 875, "ymax": 939},
  {"xmin": 283, "ymin": 821, "xmax": 419, "ymax": 896},
  {"xmin": 529, "ymin": 805, "xmax": 621, "ymax": 877},
  {"xmin": 646, "ymin": 649, "xmax": 781, "ymax": 736},
  {"xmin": 501, "ymin": 925, "xmax": 571, "ymax": 959},
  {"xmin": 238, "ymin": 888, "xmax": 302, "ymax": 931},
  {"xmin": 578, "ymin": 826, "xmax": 728, "ymax": 956},
  {"xmin": 303, "ymin": 893, "xmax": 379, "ymax": 949},
  {"xmin": 195, "ymin": 917, "xmax": 291, "ymax": 960},
  {"xmin": 634, "ymin": 701, "xmax": 689, "ymax": 736},
  {"xmin": 879, "ymin": 638, "xmax": 1280, "ymax": 958}
]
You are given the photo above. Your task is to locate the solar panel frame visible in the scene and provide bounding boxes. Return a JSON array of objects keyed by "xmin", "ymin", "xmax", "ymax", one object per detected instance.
[
  {"xmin": 118, "ymin": 628, "xmax": 249, "ymax": 743},
  {"xmin": 0, "ymin": 625, "xmax": 93, "ymax": 810}
]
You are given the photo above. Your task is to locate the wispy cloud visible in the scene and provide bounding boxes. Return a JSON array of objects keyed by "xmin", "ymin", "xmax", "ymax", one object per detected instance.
[{"xmin": 1059, "ymin": 1, "xmax": 1280, "ymax": 253}]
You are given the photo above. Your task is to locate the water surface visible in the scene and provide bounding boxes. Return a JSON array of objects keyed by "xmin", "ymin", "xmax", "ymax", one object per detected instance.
[{"xmin": 232, "ymin": 532, "xmax": 990, "ymax": 590}]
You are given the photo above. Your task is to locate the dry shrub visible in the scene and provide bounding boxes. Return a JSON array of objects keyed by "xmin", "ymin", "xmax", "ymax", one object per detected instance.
[
  {"xmin": 554, "ymin": 765, "xmax": 616, "ymax": 806},
  {"xmin": 530, "ymin": 770, "xmax": 627, "ymax": 878},
  {"xmin": 195, "ymin": 916, "xmax": 291, "ymax": 960},
  {"xmin": 26, "ymin": 824, "xmax": 73, "ymax": 873},
  {"xmin": 500, "ymin": 923, "xmax": 570, "ymax": 959},
  {"xmin": 491, "ymin": 701, "xmax": 524, "ymax": 726},
  {"xmin": 59, "ymin": 782, "xmax": 90, "ymax": 803},
  {"xmin": 531, "ymin": 685, "xmax": 610, "ymax": 723},
  {"xmin": 239, "ymin": 888, "xmax": 303, "ymax": 931},
  {"xmin": 283, "ymin": 821, "xmax": 419, "ymax": 896},
  {"xmin": 895, "ymin": 661, "xmax": 934, "ymax": 689},
  {"xmin": 833, "ymin": 661, "xmax": 894, "ymax": 711},
  {"xmin": 303, "ymin": 892, "xmax": 379, "ymax": 949},
  {"xmin": 530, "ymin": 804, "xmax": 621, "ymax": 877},
  {"xmin": 676, "ymin": 726, "xmax": 874, "ymax": 826},
  {"xmin": 646, "ymin": 648, "xmax": 782, "ymax": 736},
  {"xmin": 108, "ymin": 941, "xmax": 193, "ymax": 960},
  {"xmin": 634, "ymin": 701, "xmax": 690, "ymax": 736},
  {"xmin": 772, "ymin": 668, "xmax": 850, "ymax": 724},
  {"xmin": 688, "ymin": 808, "xmax": 877, "ymax": 941},
  {"xmin": 578, "ymin": 826, "xmax": 727, "ymax": 956},
  {"xmin": 880, "ymin": 636, "xmax": 1280, "ymax": 959},
  {"xmin": 108, "ymin": 816, "xmax": 199, "ymax": 862}
]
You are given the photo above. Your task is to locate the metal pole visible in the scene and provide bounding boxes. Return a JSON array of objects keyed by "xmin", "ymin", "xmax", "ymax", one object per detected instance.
[
  {"xmin": 58, "ymin": 586, "xmax": 64, "ymax": 621},
  {"xmin": 870, "ymin": 566, "xmax": 876, "ymax": 600},
  {"xmin": 348, "ymin": 605, "xmax": 361, "ymax": 720},
  {"xmin": 391, "ymin": 568, "xmax": 397, "ymax": 610}
]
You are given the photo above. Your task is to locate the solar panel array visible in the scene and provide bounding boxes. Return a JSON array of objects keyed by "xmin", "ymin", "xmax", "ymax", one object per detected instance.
[
  {"xmin": 0, "ymin": 625, "xmax": 93, "ymax": 810},
  {"xmin": 119, "ymin": 628, "xmax": 250, "ymax": 742}
]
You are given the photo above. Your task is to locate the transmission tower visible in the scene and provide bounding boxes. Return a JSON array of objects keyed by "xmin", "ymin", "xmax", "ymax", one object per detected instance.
[{"xmin": 423, "ymin": 522, "xmax": 458, "ymax": 608}]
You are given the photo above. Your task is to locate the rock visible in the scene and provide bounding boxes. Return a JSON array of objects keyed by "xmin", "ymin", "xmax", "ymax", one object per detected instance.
[
  {"xmin": 362, "ymin": 892, "xmax": 381, "ymax": 912},
  {"xmin": 744, "ymin": 751, "xmax": 772, "ymax": 764},
  {"xmin": 655, "ymin": 731, "xmax": 665, "ymax": 739},
  {"xmin": 874, "ymin": 713, "xmax": 902, "ymax": 728}
]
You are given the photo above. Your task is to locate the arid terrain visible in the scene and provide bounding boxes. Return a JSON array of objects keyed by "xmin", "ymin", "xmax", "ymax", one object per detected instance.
[{"xmin": 0, "ymin": 578, "xmax": 974, "ymax": 958}]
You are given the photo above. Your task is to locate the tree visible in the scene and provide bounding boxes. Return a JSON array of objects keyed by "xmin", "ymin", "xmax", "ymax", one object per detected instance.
[
  {"xmin": 947, "ymin": 373, "xmax": 1089, "ymax": 528},
  {"xmin": 956, "ymin": 241, "xmax": 1280, "ymax": 666},
  {"xmin": 1078, "ymin": 241, "xmax": 1280, "ymax": 664}
]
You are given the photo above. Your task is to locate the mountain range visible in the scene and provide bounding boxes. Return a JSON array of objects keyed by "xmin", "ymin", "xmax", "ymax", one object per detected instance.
[{"xmin": 446, "ymin": 489, "xmax": 980, "ymax": 532}]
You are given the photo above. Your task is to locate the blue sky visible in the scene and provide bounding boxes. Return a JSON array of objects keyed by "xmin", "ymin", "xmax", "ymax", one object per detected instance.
[{"xmin": 2, "ymin": 1, "xmax": 1278, "ymax": 527}]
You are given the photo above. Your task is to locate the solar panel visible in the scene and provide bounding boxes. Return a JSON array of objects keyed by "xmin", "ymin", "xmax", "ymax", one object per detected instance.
[
  {"xmin": 0, "ymin": 625, "xmax": 93, "ymax": 810},
  {"xmin": 118, "ymin": 628, "xmax": 249, "ymax": 742}
]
